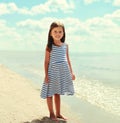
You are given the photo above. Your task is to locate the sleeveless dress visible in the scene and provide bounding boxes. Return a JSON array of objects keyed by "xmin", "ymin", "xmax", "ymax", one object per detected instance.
[{"xmin": 41, "ymin": 43, "xmax": 74, "ymax": 99}]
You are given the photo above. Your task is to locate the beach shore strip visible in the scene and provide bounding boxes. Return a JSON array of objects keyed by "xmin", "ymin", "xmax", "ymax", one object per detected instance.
[{"xmin": 0, "ymin": 64, "xmax": 81, "ymax": 123}]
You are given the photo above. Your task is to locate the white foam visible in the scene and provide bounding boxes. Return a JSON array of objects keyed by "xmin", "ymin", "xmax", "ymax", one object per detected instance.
[{"xmin": 74, "ymin": 77, "xmax": 120, "ymax": 116}]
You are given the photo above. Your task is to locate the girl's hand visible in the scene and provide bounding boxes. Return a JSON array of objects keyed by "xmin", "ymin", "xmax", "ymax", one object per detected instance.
[
  {"xmin": 44, "ymin": 75, "xmax": 49, "ymax": 83},
  {"xmin": 72, "ymin": 74, "xmax": 75, "ymax": 80}
]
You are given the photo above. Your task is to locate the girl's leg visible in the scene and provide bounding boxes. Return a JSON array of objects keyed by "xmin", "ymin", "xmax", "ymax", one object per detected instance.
[
  {"xmin": 47, "ymin": 97, "xmax": 56, "ymax": 120},
  {"xmin": 54, "ymin": 94, "xmax": 60, "ymax": 116},
  {"xmin": 54, "ymin": 94, "xmax": 66, "ymax": 120}
]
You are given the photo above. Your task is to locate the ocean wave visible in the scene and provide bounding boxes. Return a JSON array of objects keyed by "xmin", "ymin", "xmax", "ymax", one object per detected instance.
[{"xmin": 74, "ymin": 77, "xmax": 120, "ymax": 116}]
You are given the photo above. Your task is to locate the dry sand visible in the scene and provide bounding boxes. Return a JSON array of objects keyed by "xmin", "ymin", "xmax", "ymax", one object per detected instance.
[{"xmin": 0, "ymin": 64, "xmax": 81, "ymax": 123}]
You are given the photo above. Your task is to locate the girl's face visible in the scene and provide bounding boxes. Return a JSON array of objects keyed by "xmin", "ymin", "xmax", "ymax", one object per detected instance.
[{"xmin": 51, "ymin": 26, "xmax": 64, "ymax": 42}]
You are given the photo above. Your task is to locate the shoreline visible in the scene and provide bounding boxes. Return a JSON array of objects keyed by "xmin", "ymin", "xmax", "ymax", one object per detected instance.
[
  {"xmin": 0, "ymin": 64, "xmax": 82, "ymax": 123},
  {"xmin": 1, "ymin": 64, "xmax": 120, "ymax": 123}
]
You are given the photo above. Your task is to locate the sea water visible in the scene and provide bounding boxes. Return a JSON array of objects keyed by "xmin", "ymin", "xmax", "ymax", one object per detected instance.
[{"xmin": 0, "ymin": 50, "xmax": 120, "ymax": 123}]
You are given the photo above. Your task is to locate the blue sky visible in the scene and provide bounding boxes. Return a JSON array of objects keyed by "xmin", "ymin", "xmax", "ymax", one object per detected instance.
[{"xmin": 0, "ymin": 0, "xmax": 120, "ymax": 52}]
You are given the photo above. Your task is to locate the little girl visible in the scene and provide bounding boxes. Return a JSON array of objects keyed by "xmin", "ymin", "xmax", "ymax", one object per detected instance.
[{"xmin": 41, "ymin": 21, "xmax": 75, "ymax": 121}]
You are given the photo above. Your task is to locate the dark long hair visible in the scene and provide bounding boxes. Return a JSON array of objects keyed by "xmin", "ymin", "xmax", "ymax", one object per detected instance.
[{"xmin": 47, "ymin": 21, "xmax": 65, "ymax": 51}]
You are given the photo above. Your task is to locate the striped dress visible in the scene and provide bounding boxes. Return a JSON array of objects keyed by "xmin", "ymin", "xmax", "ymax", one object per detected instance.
[{"xmin": 41, "ymin": 43, "xmax": 74, "ymax": 99}]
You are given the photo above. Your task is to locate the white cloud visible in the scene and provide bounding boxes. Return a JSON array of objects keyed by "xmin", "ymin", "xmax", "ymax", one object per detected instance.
[
  {"xmin": 0, "ymin": 3, "xmax": 20, "ymax": 15},
  {"xmin": 84, "ymin": 0, "xmax": 99, "ymax": 4},
  {"xmin": 0, "ymin": 20, "xmax": 6, "ymax": 26},
  {"xmin": 104, "ymin": 9, "xmax": 120, "ymax": 23},
  {"xmin": 81, "ymin": 10, "xmax": 120, "ymax": 52},
  {"xmin": 0, "ymin": 19, "xmax": 23, "ymax": 50},
  {"xmin": 0, "ymin": 0, "xmax": 75, "ymax": 15},
  {"xmin": 31, "ymin": 0, "xmax": 74, "ymax": 14},
  {"xmin": 47, "ymin": 0, "xmax": 75, "ymax": 13},
  {"xmin": 104, "ymin": 0, "xmax": 112, "ymax": 2},
  {"xmin": 0, "ymin": 8, "xmax": 120, "ymax": 52},
  {"xmin": 84, "ymin": 0, "xmax": 120, "ymax": 6},
  {"xmin": 113, "ymin": 0, "xmax": 120, "ymax": 6},
  {"xmin": 0, "ymin": 3, "xmax": 10, "ymax": 15}
]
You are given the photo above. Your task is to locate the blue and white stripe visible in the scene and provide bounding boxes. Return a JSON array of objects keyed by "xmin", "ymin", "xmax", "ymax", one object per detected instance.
[{"xmin": 41, "ymin": 43, "xmax": 74, "ymax": 99}]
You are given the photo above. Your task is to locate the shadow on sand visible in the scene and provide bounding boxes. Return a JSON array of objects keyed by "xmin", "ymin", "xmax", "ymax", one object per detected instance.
[{"xmin": 24, "ymin": 116, "xmax": 67, "ymax": 123}]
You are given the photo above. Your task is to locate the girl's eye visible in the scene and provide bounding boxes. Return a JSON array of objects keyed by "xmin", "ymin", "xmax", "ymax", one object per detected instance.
[
  {"xmin": 59, "ymin": 31, "xmax": 62, "ymax": 33},
  {"xmin": 53, "ymin": 30, "xmax": 63, "ymax": 34}
]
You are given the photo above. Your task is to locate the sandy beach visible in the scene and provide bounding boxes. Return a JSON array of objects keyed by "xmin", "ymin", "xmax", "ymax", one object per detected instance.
[{"xmin": 0, "ymin": 64, "xmax": 81, "ymax": 123}]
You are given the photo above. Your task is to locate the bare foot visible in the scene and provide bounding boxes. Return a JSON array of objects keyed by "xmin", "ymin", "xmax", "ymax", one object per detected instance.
[
  {"xmin": 50, "ymin": 113, "xmax": 58, "ymax": 121},
  {"xmin": 56, "ymin": 114, "xmax": 67, "ymax": 120}
]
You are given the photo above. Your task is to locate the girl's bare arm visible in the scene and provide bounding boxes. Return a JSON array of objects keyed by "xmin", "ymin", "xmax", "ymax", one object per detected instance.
[
  {"xmin": 66, "ymin": 45, "xmax": 75, "ymax": 80},
  {"xmin": 44, "ymin": 47, "xmax": 50, "ymax": 82}
]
